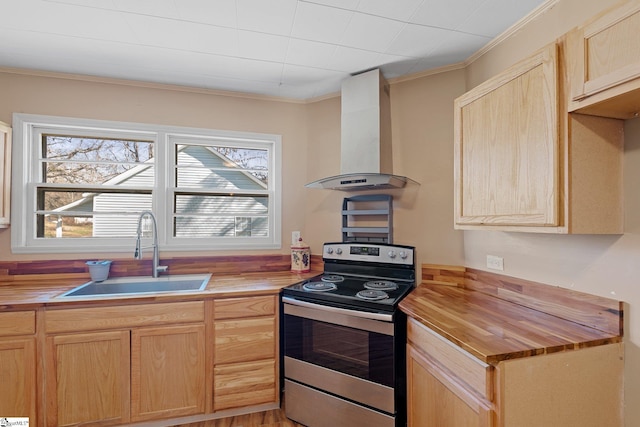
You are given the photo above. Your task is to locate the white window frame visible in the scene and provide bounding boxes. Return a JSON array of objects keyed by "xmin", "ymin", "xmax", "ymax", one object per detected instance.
[{"xmin": 11, "ymin": 113, "xmax": 282, "ymax": 254}]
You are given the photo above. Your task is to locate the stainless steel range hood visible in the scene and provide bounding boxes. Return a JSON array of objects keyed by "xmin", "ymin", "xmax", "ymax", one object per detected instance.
[{"xmin": 305, "ymin": 69, "xmax": 417, "ymax": 191}]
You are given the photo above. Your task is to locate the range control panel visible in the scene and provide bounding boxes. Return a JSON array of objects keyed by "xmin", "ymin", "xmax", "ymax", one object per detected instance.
[{"xmin": 323, "ymin": 242, "xmax": 415, "ymax": 266}]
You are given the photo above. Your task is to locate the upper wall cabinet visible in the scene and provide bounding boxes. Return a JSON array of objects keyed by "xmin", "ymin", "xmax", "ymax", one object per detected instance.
[
  {"xmin": 0, "ymin": 121, "xmax": 11, "ymax": 228},
  {"xmin": 567, "ymin": 1, "xmax": 640, "ymax": 118},
  {"xmin": 454, "ymin": 43, "xmax": 624, "ymax": 234},
  {"xmin": 455, "ymin": 45, "xmax": 559, "ymax": 230}
]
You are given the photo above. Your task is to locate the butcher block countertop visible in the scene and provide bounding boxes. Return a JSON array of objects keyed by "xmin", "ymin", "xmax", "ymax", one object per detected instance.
[
  {"xmin": 399, "ymin": 265, "xmax": 623, "ymax": 365},
  {"xmin": 0, "ymin": 271, "xmax": 317, "ymax": 309},
  {"xmin": 0, "ymin": 255, "xmax": 321, "ymax": 309}
]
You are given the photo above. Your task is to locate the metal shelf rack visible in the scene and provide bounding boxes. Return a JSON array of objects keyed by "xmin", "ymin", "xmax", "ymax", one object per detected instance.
[{"xmin": 341, "ymin": 194, "xmax": 393, "ymax": 243}]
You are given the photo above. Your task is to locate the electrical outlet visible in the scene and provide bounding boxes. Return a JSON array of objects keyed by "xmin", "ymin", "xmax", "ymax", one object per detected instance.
[
  {"xmin": 291, "ymin": 231, "xmax": 301, "ymax": 245},
  {"xmin": 486, "ymin": 255, "xmax": 504, "ymax": 271}
]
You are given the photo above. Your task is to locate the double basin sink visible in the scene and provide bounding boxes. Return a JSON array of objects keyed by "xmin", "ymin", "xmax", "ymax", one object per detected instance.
[{"xmin": 58, "ymin": 273, "xmax": 212, "ymax": 298}]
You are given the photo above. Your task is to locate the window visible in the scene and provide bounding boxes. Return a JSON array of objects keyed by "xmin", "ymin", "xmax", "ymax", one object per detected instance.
[{"xmin": 12, "ymin": 114, "xmax": 282, "ymax": 253}]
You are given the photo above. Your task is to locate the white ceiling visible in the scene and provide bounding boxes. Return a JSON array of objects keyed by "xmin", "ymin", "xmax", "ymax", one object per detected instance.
[{"xmin": 0, "ymin": 0, "xmax": 548, "ymax": 100}]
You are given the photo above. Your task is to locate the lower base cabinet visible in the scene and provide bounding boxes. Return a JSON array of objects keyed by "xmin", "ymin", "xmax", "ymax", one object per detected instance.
[
  {"xmin": 407, "ymin": 318, "xmax": 624, "ymax": 427},
  {"xmin": 131, "ymin": 324, "xmax": 206, "ymax": 421},
  {"xmin": 41, "ymin": 296, "xmax": 280, "ymax": 426},
  {"xmin": 44, "ymin": 302, "xmax": 206, "ymax": 426},
  {"xmin": 46, "ymin": 331, "xmax": 131, "ymax": 426},
  {"xmin": 407, "ymin": 345, "xmax": 493, "ymax": 427},
  {"xmin": 494, "ymin": 345, "xmax": 623, "ymax": 427},
  {"xmin": 407, "ymin": 317, "xmax": 493, "ymax": 427}
]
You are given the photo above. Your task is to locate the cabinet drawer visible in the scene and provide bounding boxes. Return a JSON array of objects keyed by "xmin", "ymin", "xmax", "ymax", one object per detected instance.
[
  {"xmin": 215, "ymin": 317, "xmax": 276, "ymax": 365},
  {"xmin": 407, "ymin": 318, "xmax": 492, "ymax": 400},
  {"xmin": 0, "ymin": 311, "xmax": 36, "ymax": 336},
  {"xmin": 213, "ymin": 295, "xmax": 275, "ymax": 319},
  {"xmin": 45, "ymin": 301, "xmax": 204, "ymax": 333},
  {"xmin": 213, "ymin": 359, "xmax": 276, "ymax": 411}
]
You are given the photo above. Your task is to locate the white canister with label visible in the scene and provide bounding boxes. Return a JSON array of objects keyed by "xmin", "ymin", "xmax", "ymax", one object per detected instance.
[{"xmin": 291, "ymin": 238, "xmax": 310, "ymax": 273}]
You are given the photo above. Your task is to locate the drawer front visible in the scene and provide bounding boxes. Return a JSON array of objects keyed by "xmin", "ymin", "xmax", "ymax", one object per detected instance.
[
  {"xmin": 0, "ymin": 311, "xmax": 36, "ymax": 336},
  {"xmin": 407, "ymin": 318, "xmax": 492, "ymax": 400},
  {"xmin": 45, "ymin": 301, "xmax": 205, "ymax": 333},
  {"xmin": 214, "ymin": 295, "xmax": 275, "ymax": 319},
  {"xmin": 215, "ymin": 317, "xmax": 276, "ymax": 365},
  {"xmin": 213, "ymin": 359, "xmax": 276, "ymax": 411}
]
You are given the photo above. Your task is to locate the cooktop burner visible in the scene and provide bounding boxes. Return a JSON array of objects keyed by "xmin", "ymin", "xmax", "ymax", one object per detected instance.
[
  {"xmin": 356, "ymin": 289, "xmax": 389, "ymax": 301},
  {"xmin": 364, "ymin": 280, "xmax": 398, "ymax": 291},
  {"xmin": 321, "ymin": 274, "xmax": 344, "ymax": 283},
  {"xmin": 303, "ymin": 282, "xmax": 338, "ymax": 292}
]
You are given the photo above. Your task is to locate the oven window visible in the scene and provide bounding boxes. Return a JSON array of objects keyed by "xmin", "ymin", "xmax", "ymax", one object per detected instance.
[{"xmin": 284, "ymin": 313, "xmax": 394, "ymax": 387}]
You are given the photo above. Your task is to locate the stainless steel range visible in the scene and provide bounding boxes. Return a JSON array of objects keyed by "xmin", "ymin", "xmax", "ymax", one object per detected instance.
[{"xmin": 282, "ymin": 242, "xmax": 416, "ymax": 427}]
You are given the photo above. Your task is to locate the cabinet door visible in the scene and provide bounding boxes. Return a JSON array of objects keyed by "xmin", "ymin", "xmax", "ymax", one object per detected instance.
[
  {"xmin": 454, "ymin": 44, "xmax": 558, "ymax": 228},
  {"xmin": 407, "ymin": 345, "xmax": 493, "ymax": 427},
  {"xmin": 570, "ymin": 2, "xmax": 640, "ymax": 104},
  {"xmin": 46, "ymin": 330, "xmax": 130, "ymax": 427},
  {"xmin": 131, "ymin": 324, "xmax": 206, "ymax": 422},
  {"xmin": 0, "ymin": 338, "xmax": 36, "ymax": 422},
  {"xmin": 0, "ymin": 121, "xmax": 11, "ymax": 227}
]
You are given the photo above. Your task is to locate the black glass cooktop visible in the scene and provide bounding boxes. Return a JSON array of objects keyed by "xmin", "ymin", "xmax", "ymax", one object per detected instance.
[{"xmin": 282, "ymin": 273, "xmax": 415, "ymax": 313}]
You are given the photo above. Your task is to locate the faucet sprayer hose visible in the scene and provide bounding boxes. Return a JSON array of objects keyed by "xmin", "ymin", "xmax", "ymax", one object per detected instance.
[{"xmin": 134, "ymin": 210, "xmax": 167, "ymax": 277}]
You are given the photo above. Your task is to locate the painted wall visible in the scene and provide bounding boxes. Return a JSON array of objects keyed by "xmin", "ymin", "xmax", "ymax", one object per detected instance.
[
  {"xmin": 0, "ymin": 68, "xmax": 466, "ymax": 270},
  {"xmin": 463, "ymin": 0, "xmax": 638, "ymax": 425},
  {"xmin": 0, "ymin": 70, "xmax": 309, "ymax": 259}
]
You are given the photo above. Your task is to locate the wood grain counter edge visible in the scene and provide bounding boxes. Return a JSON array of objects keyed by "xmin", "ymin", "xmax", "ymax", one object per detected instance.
[{"xmin": 400, "ymin": 264, "xmax": 623, "ymax": 365}]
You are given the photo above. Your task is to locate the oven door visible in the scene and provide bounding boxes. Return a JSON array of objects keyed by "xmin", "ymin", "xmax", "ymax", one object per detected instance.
[{"xmin": 282, "ymin": 296, "xmax": 398, "ymax": 420}]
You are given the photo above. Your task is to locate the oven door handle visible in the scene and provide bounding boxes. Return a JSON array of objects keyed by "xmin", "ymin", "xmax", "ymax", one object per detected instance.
[{"xmin": 282, "ymin": 296, "xmax": 394, "ymax": 322}]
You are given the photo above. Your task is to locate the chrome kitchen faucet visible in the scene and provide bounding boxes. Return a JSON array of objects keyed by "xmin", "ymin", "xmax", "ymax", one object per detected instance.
[{"xmin": 134, "ymin": 211, "xmax": 168, "ymax": 278}]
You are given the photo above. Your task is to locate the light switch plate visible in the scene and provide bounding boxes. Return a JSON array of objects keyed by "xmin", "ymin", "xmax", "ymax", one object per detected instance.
[{"xmin": 292, "ymin": 231, "xmax": 301, "ymax": 245}]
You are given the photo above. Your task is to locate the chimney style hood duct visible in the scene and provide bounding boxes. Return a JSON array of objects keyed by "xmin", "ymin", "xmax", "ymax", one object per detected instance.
[{"xmin": 305, "ymin": 69, "xmax": 417, "ymax": 191}]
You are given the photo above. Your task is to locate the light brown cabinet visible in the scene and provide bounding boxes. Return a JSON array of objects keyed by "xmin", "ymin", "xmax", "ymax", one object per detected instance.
[
  {"xmin": 45, "ymin": 330, "xmax": 130, "ymax": 426},
  {"xmin": 131, "ymin": 324, "xmax": 206, "ymax": 421},
  {"xmin": 41, "ymin": 295, "xmax": 281, "ymax": 424},
  {"xmin": 213, "ymin": 295, "xmax": 278, "ymax": 412},
  {"xmin": 0, "ymin": 121, "xmax": 11, "ymax": 227},
  {"xmin": 454, "ymin": 42, "xmax": 624, "ymax": 233},
  {"xmin": 407, "ymin": 317, "xmax": 624, "ymax": 427},
  {"xmin": 44, "ymin": 301, "xmax": 206, "ymax": 426},
  {"xmin": 407, "ymin": 318, "xmax": 493, "ymax": 427},
  {"xmin": 0, "ymin": 311, "xmax": 37, "ymax": 424},
  {"xmin": 408, "ymin": 346, "xmax": 493, "ymax": 427},
  {"xmin": 567, "ymin": 1, "xmax": 640, "ymax": 118},
  {"xmin": 454, "ymin": 44, "xmax": 559, "ymax": 229}
]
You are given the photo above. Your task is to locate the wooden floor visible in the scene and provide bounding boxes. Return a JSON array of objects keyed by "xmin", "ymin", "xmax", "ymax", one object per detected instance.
[{"xmin": 175, "ymin": 406, "xmax": 305, "ymax": 427}]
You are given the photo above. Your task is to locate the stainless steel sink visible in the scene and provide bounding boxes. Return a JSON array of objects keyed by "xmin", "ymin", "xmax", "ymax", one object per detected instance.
[{"xmin": 58, "ymin": 273, "xmax": 211, "ymax": 298}]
